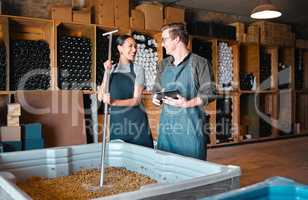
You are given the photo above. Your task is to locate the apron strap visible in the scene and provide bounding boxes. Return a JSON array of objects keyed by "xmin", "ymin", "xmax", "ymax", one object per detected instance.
[
  {"xmin": 129, "ymin": 62, "xmax": 136, "ymax": 78},
  {"xmin": 173, "ymin": 53, "xmax": 192, "ymax": 82}
]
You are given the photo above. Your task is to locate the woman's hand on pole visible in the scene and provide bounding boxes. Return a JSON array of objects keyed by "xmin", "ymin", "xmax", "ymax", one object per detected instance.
[
  {"xmin": 97, "ymin": 85, "xmax": 104, "ymax": 102},
  {"xmin": 102, "ymin": 93, "xmax": 112, "ymax": 105},
  {"xmin": 103, "ymin": 60, "xmax": 113, "ymax": 70}
]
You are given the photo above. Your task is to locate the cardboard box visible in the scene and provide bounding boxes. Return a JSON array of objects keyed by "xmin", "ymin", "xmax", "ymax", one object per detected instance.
[
  {"xmin": 135, "ymin": 3, "xmax": 163, "ymax": 31},
  {"xmin": 51, "ymin": 5, "xmax": 72, "ymax": 22},
  {"xmin": 94, "ymin": 0, "xmax": 115, "ymax": 26},
  {"xmin": 21, "ymin": 123, "xmax": 43, "ymax": 139},
  {"xmin": 22, "ymin": 138, "xmax": 44, "ymax": 150},
  {"xmin": 73, "ymin": 9, "xmax": 91, "ymax": 24},
  {"xmin": 164, "ymin": 6, "xmax": 185, "ymax": 24},
  {"xmin": 130, "ymin": 9, "xmax": 145, "ymax": 30},
  {"xmin": 7, "ymin": 116, "xmax": 19, "ymax": 126},
  {"xmin": 7, "ymin": 103, "xmax": 21, "ymax": 116},
  {"xmin": 114, "ymin": 0, "xmax": 130, "ymax": 29},
  {"xmin": 1, "ymin": 141, "xmax": 22, "ymax": 152},
  {"xmin": 0, "ymin": 126, "xmax": 21, "ymax": 142}
]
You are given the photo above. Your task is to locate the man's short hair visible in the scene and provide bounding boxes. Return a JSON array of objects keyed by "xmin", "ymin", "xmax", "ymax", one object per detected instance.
[{"xmin": 161, "ymin": 23, "xmax": 189, "ymax": 46}]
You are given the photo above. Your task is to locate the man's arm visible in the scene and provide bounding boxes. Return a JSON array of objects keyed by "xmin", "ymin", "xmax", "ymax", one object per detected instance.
[{"xmin": 194, "ymin": 56, "xmax": 216, "ymax": 106}]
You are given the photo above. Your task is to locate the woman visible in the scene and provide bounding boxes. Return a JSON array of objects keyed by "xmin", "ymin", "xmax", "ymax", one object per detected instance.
[{"xmin": 98, "ymin": 35, "xmax": 153, "ymax": 148}]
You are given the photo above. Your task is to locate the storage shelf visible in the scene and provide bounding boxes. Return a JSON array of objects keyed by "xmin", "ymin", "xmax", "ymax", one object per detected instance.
[
  {"xmin": 0, "ymin": 91, "xmax": 12, "ymax": 95},
  {"xmin": 240, "ymin": 89, "xmax": 278, "ymax": 94},
  {"xmin": 295, "ymin": 89, "xmax": 308, "ymax": 93}
]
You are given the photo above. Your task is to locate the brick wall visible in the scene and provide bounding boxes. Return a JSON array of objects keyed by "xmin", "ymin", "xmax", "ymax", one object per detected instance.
[{"xmin": 2, "ymin": 0, "xmax": 72, "ymax": 19}]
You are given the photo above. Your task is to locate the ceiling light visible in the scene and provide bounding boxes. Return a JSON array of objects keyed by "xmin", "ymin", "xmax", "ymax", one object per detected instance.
[{"xmin": 250, "ymin": 0, "xmax": 282, "ymax": 19}]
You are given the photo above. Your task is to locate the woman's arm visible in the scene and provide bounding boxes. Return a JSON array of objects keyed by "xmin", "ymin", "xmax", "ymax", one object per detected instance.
[
  {"xmin": 98, "ymin": 60, "xmax": 113, "ymax": 101},
  {"xmin": 110, "ymin": 84, "xmax": 143, "ymax": 106}
]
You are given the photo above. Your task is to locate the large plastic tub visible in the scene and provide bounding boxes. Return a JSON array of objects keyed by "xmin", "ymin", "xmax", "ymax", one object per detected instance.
[
  {"xmin": 201, "ymin": 176, "xmax": 308, "ymax": 200},
  {"xmin": 0, "ymin": 141, "xmax": 240, "ymax": 200}
]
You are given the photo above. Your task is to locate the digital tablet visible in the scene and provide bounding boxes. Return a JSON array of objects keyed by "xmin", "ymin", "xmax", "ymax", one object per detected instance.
[{"xmin": 155, "ymin": 90, "xmax": 180, "ymax": 101}]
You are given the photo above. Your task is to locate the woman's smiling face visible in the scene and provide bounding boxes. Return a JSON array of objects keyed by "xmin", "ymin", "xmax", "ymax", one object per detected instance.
[{"xmin": 118, "ymin": 37, "xmax": 137, "ymax": 61}]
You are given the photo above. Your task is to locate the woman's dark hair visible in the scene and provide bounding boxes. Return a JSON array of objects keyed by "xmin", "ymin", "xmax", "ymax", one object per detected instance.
[
  {"xmin": 116, "ymin": 35, "xmax": 133, "ymax": 46},
  {"xmin": 113, "ymin": 35, "xmax": 133, "ymax": 61}
]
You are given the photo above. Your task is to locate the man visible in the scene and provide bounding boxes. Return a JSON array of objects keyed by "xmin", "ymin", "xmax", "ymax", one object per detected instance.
[{"xmin": 152, "ymin": 23, "xmax": 215, "ymax": 160}]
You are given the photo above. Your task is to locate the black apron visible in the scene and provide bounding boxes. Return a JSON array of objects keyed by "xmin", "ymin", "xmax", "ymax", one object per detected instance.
[{"xmin": 109, "ymin": 63, "xmax": 154, "ymax": 148}]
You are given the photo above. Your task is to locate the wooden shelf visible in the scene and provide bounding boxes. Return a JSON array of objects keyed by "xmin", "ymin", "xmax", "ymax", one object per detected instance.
[
  {"xmin": 295, "ymin": 89, "xmax": 308, "ymax": 93},
  {"xmin": 0, "ymin": 91, "xmax": 12, "ymax": 95},
  {"xmin": 240, "ymin": 89, "xmax": 278, "ymax": 94}
]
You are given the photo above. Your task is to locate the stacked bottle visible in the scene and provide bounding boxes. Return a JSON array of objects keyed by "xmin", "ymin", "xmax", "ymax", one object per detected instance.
[
  {"xmin": 240, "ymin": 73, "xmax": 255, "ymax": 90},
  {"xmin": 133, "ymin": 32, "xmax": 159, "ymax": 91},
  {"xmin": 0, "ymin": 42, "xmax": 6, "ymax": 90},
  {"xmin": 10, "ymin": 40, "xmax": 50, "ymax": 90},
  {"xmin": 260, "ymin": 48, "xmax": 272, "ymax": 90},
  {"xmin": 218, "ymin": 42, "xmax": 233, "ymax": 90},
  {"xmin": 295, "ymin": 48, "xmax": 304, "ymax": 89},
  {"xmin": 191, "ymin": 38, "xmax": 212, "ymax": 64},
  {"xmin": 58, "ymin": 36, "xmax": 92, "ymax": 90},
  {"xmin": 216, "ymin": 97, "xmax": 233, "ymax": 143}
]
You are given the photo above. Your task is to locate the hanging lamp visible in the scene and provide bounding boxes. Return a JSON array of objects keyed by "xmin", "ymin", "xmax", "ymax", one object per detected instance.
[{"xmin": 250, "ymin": 0, "xmax": 282, "ymax": 19}]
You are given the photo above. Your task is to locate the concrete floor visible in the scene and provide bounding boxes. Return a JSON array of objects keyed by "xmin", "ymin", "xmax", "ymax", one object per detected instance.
[{"xmin": 208, "ymin": 136, "xmax": 308, "ymax": 187}]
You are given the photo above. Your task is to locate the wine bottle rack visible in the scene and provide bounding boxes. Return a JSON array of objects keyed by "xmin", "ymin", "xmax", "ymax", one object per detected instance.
[{"xmin": 56, "ymin": 22, "xmax": 95, "ymax": 91}]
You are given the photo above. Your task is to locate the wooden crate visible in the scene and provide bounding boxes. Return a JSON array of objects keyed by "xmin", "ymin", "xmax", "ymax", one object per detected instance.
[
  {"xmin": 56, "ymin": 22, "xmax": 96, "ymax": 91},
  {"xmin": 247, "ymin": 24, "xmax": 259, "ymax": 43},
  {"xmin": 130, "ymin": 9, "xmax": 145, "ymax": 30},
  {"xmin": 135, "ymin": 3, "xmax": 164, "ymax": 31},
  {"xmin": 164, "ymin": 6, "xmax": 185, "ymax": 24},
  {"xmin": 0, "ymin": 16, "xmax": 9, "ymax": 91},
  {"xmin": 94, "ymin": 0, "xmax": 115, "ymax": 26},
  {"xmin": 240, "ymin": 43, "xmax": 260, "ymax": 90},
  {"xmin": 8, "ymin": 16, "xmax": 55, "ymax": 90},
  {"xmin": 229, "ymin": 22, "xmax": 246, "ymax": 43},
  {"xmin": 240, "ymin": 44, "xmax": 278, "ymax": 91},
  {"xmin": 114, "ymin": 0, "xmax": 130, "ymax": 29},
  {"xmin": 50, "ymin": 5, "xmax": 72, "ymax": 23},
  {"xmin": 72, "ymin": 9, "xmax": 91, "ymax": 24},
  {"xmin": 252, "ymin": 21, "xmax": 294, "ymax": 47},
  {"xmin": 240, "ymin": 93, "xmax": 278, "ymax": 139}
]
